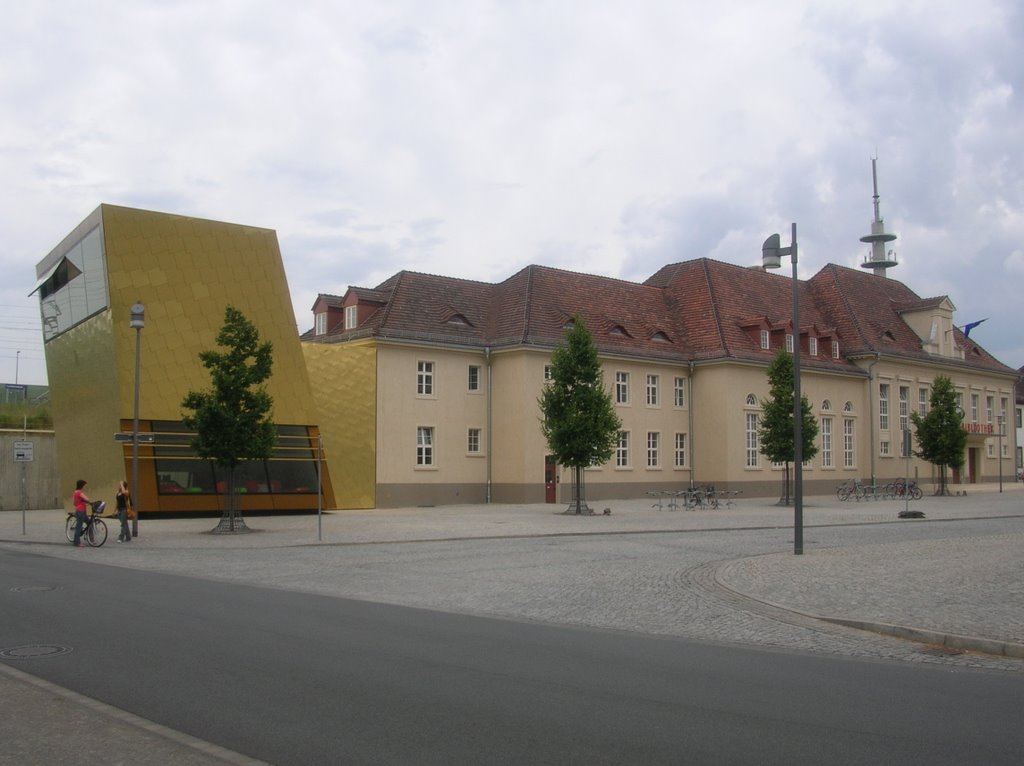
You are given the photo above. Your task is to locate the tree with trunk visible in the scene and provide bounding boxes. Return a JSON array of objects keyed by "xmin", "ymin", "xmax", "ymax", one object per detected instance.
[
  {"xmin": 182, "ymin": 306, "xmax": 276, "ymax": 532},
  {"xmin": 759, "ymin": 350, "xmax": 818, "ymax": 505},
  {"xmin": 538, "ymin": 315, "xmax": 622, "ymax": 514},
  {"xmin": 910, "ymin": 374, "xmax": 965, "ymax": 496}
]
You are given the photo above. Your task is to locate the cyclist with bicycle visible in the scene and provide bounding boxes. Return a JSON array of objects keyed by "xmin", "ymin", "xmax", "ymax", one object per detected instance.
[{"xmin": 72, "ymin": 479, "xmax": 91, "ymax": 547}]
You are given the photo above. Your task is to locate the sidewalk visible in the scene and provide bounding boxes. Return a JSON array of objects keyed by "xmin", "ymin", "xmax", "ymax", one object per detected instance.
[{"xmin": 1, "ymin": 485, "xmax": 1022, "ymax": 764}]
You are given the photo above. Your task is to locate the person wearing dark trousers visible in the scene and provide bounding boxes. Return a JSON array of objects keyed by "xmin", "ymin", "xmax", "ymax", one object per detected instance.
[
  {"xmin": 116, "ymin": 480, "xmax": 133, "ymax": 542},
  {"xmin": 72, "ymin": 479, "xmax": 90, "ymax": 547}
]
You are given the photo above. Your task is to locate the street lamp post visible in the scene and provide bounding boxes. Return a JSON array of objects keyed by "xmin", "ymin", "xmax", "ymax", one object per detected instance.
[
  {"xmin": 15, "ymin": 349, "xmax": 20, "ymax": 385},
  {"xmin": 762, "ymin": 223, "xmax": 803, "ymax": 555},
  {"xmin": 130, "ymin": 302, "xmax": 145, "ymax": 537},
  {"xmin": 998, "ymin": 415, "xmax": 1004, "ymax": 493}
]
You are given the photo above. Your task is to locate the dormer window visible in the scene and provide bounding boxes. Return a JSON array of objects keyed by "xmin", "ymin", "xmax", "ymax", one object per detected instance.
[
  {"xmin": 832, "ymin": 340, "xmax": 840, "ymax": 359},
  {"xmin": 785, "ymin": 334, "xmax": 794, "ymax": 353},
  {"xmin": 609, "ymin": 324, "xmax": 629, "ymax": 337},
  {"xmin": 651, "ymin": 331, "xmax": 671, "ymax": 343},
  {"xmin": 809, "ymin": 337, "xmax": 818, "ymax": 356},
  {"xmin": 447, "ymin": 313, "xmax": 472, "ymax": 327},
  {"xmin": 345, "ymin": 305, "xmax": 357, "ymax": 330},
  {"xmin": 760, "ymin": 330, "xmax": 769, "ymax": 349},
  {"xmin": 315, "ymin": 312, "xmax": 327, "ymax": 336}
]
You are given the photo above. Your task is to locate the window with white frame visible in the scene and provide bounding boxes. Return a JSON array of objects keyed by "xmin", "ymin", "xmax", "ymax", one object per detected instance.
[
  {"xmin": 880, "ymin": 439, "xmax": 890, "ymax": 456},
  {"xmin": 616, "ymin": 431, "xmax": 630, "ymax": 467},
  {"xmin": 467, "ymin": 428, "xmax": 481, "ymax": 454},
  {"xmin": 468, "ymin": 365, "xmax": 481, "ymax": 392},
  {"xmin": 879, "ymin": 383, "xmax": 890, "ymax": 431},
  {"xmin": 956, "ymin": 391, "xmax": 964, "ymax": 414},
  {"xmin": 673, "ymin": 377, "xmax": 686, "ymax": 408},
  {"xmin": 746, "ymin": 413, "xmax": 759, "ymax": 468},
  {"xmin": 647, "ymin": 431, "xmax": 660, "ymax": 468},
  {"xmin": 986, "ymin": 395, "xmax": 994, "ymax": 424},
  {"xmin": 544, "ymin": 365, "xmax": 553, "ymax": 382},
  {"xmin": 843, "ymin": 418, "xmax": 855, "ymax": 468},
  {"xmin": 832, "ymin": 340, "xmax": 840, "ymax": 359},
  {"xmin": 809, "ymin": 337, "xmax": 818, "ymax": 356},
  {"xmin": 416, "ymin": 426, "xmax": 434, "ymax": 466},
  {"xmin": 417, "ymin": 361, "xmax": 434, "ymax": 395},
  {"xmin": 785, "ymin": 334, "xmax": 794, "ymax": 352},
  {"xmin": 315, "ymin": 312, "xmax": 327, "ymax": 336},
  {"xmin": 674, "ymin": 432, "xmax": 687, "ymax": 468},
  {"xmin": 821, "ymin": 416, "xmax": 833, "ymax": 468},
  {"xmin": 918, "ymin": 387, "xmax": 929, "ymax": 417},
  {"xmin": 345, "ymin": 305, "xmax": 357, "ymax": 330},
  {"xmin": 646, "ymin": 374, "xmax": 659, "ymax": 406},
  {"xmin": 760, "ymin": 330, "xmax": 769, "ymax": 349},
  {"xmin": 971, "ymin": 393, "xmax": 979, "ymax": 423},
  {"xmin": 987, "ymin": 440, "xmax": 994, "ymax": 458},
  {"xmin": 615, "ymin": 372, "xmax": 629, "ymax": 405}
]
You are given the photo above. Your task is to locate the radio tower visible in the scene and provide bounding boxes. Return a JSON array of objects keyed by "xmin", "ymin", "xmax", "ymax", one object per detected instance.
[{"xmin": 860, "ymin": 158, "xmax": 898, "ymax": 277}]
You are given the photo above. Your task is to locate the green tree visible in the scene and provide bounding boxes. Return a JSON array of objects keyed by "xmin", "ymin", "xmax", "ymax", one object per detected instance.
[
  {"xmin": 182, "ymin": 306, "xmax": 276, "ymax": 532},
  {"xmin": 910, "ymin": 374, "xmax": 966, "ymax": 496},
  {"xmin": 538, "ymin": 315, "xmax": 622, "ymax": 514},
  {"xmin": 759, "ymin": 350, "xmax": 818, "ymax": 504}
]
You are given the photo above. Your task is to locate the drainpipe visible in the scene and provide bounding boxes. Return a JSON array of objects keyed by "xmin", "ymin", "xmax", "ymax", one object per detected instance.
[
  {"xmin": 866, "ymin": 353, "xmax": 880, "ymax": 485},
  {"xmin": 688, "ymin": 361, "xmax": 695, "ymax": 489},
  {"xmin": 485, "ymin": 347, "xmax": 492, "ymax": 503}
]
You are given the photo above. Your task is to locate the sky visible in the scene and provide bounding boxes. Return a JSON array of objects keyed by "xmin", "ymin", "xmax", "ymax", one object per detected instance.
[{"xmin": 2, "ymin": 0, "xmax": 1023, "ymax": 388}]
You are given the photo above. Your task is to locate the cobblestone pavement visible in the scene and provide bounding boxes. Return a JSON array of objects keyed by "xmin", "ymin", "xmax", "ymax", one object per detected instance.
[{"xmin": 2, "ymin": 487, "xmax": 1022, "ymax": 763}]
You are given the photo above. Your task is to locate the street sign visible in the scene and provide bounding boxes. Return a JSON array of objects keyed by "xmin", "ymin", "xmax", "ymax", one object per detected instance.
[
  {"xmin": 114, "ymin": 433, "xmax": 155, "ymax": 443},
  {"xmin": 13, "ymin": 441, "xmax": 33, "ymax": 462}
]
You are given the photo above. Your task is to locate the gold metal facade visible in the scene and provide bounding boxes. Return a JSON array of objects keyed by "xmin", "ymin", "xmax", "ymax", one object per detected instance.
[
  {"xmin": 41, "ymin": 204, "xmax": 334, "ymax": 512},
  {"xmin": 302, "ymin": 341, "xmax": 376, "ymax": 508}
]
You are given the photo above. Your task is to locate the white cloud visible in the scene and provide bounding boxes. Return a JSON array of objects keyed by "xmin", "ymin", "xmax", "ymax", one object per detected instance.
[{"xmin": 2, "ymin": 0, "xmax": 1024, "ymax": 386}]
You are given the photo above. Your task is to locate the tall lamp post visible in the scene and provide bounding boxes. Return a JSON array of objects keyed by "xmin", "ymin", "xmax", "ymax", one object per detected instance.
[
  {"xmin": 997, "ymin": 414, "xmax": 1004, "ymax": 493},
  {"xmin": 762, "ymin": 223, "xmax": 803, "ymax": 555},
  {"xmin": 130, "ymin": 302, "xmax": 145, "ymax": 538}
]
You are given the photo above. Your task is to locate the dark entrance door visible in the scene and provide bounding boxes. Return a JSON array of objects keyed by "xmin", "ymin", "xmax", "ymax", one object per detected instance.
[{"xmin": 544, "ymin": 456, "xmax": 557, "ymax": 503}]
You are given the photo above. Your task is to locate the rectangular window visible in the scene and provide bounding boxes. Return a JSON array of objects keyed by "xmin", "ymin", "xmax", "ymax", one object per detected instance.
[
  {"xmin": 615, "ymin": 372, "xmax": 629, "ymax": 405},
  {"xmin": 970, "ymin": 393, "xmax": 979, "ymax": 423},
  {"xmin": 468, "ymin": 365, "xmax": 480, "ymax": 392},
  {"xmin": 647, "ymin": 432, "xmax": 660, "ymax": 468},
  {"xmin": 760, "ymin": 330, "xmax": 769, "ymax": 349},
  {"xmin": 616, "ymin": 431, "xmax": 629, "ymax": 467},
  {"xmin": 821, "ymin": 416, "xmax": 833, "ymax": 468},
  {"xmin": 1017, "ymin": 408, "xmax": 1022, "ymax": 429},
  {"xmin": 345, "ymin": 305, "xmax": 357, "ymax": 330},
  {"xmin": 918, "ymin": 387, "xmax": 928, "ymax": 417},
  {"xmin": 843, "ymin": 418, "xmax": 855, "ymax": 468},
  {"xmin": 646, "ymin": 374, "xmax": 659, "ymax": 407},
  {"xmin": 417, "ymin": 361, "xmax": 434, "ymax": 395},
  {"xmin": 467, "ymin": 428, "xmax": 481, "ymax": 454},
  {"xmin": 987, "ymin": 441, "xmax": 994, "ymax": 458},
  {"xmin": 956, "ymin": 392, "xmax": 964, "ymax": 414},
  {"xmin": 986, "ymin": 395, "xmax": 994, "ymax": 424},
  {"xmin": 746, "ymin": 413, "xmax": 759, "ymax": 468},
  {"xmin": 880, "ymin": 440, "xmax": 890, "ymax": 456},
  {"xmin": 899, "ymin": 385, "xmax": 909, "ymax": 455},
  {"xmin": 785, "ymin": 334, "xmax": 794, "ymax": 353},
  {"xmin": 544, "ymin": 365, "xmax": 553, "ymax": 382},
  {"xmin": 315, "ymin": 312, "xmax": 327, "ymax": 335},
  {"xmin": 809, "ymin": 337, "xmax": 818, "ymax": 356},
  {"xmin": 878, "ymin": 383, "xmax": 890, "ymax": 431},
  {"xmin": 673, "ymin": 377, "xmax": 686, "ymax": 408},
  {"xmin": 832, "ymin": 340, "xmax": 840, "ymax": 359},
  {"xmin": 674, "ymin": 432, "xmax": 687, "ymax": 468},
  {"xmin": 416, "ymin": 426, "xmax": 434, "ymax": 466}
]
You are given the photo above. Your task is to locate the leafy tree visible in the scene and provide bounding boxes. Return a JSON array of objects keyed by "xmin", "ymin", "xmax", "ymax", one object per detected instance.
[
  {"xmin": 539, "ymin": 315, "xmax": 622, "ymax": 514},
  {"xmin": 759, "ymin": 350, "xmax": 818, "ymax": 504},
  {"xmin": 182, "ymin": 306, "xmax": 275, "ymax": 532},
  {"xmin": 910, "ymin": 374, "xmax": 965, "ymax": 496}
]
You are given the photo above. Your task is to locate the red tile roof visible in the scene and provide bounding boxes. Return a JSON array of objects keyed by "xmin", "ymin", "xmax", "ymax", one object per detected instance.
[{"xmin": 304, "ymin": 259, "xmax": 1015, "ymax": 375}]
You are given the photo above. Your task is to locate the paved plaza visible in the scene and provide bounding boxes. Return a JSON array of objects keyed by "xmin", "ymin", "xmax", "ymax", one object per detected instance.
[{"xmin": 1, "ymin": 485, "xmax": 1022, "ymax": 763}]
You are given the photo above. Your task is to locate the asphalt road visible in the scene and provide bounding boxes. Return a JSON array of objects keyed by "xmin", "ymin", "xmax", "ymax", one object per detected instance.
[{"xmin": 3, "ymin": 547, "xmax": 1022, "ymax": 765}]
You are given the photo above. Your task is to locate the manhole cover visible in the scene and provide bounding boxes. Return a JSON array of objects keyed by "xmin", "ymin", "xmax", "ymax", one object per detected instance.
[
  {"xmin": 0, "ymin": 644, "xmax": 73, "ymax": 660},
  {"xmin": 11, "ymin": 585, "xmax": 59, "ymax": 592}
]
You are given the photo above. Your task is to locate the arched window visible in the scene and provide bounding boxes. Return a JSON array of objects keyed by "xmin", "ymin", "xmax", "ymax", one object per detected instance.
[
  {"xmin": 745, "ymin": 393, "xmax": 758, "ymax": 407},
  {"xmin": 822, "ymin": 399, "xmax": 832, "ymax": 411},
  {"xmin": 843, "ymin": 401, "xmax": 854, "ymax": 413}
]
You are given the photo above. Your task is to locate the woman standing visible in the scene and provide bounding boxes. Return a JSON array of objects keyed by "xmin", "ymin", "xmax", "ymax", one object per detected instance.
[
  {"xmin": 116, "ymin": 480, "xmax": 133, "ymax": 543},
  {"xmin": 72, "ymin": 479, "xmax": 90, "ymax": 547}
]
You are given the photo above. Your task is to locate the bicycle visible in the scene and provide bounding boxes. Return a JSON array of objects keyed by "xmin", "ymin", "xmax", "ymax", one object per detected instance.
[{"xmin": 65, "ymin": 501, "xmax": 108, "ymax": 547}]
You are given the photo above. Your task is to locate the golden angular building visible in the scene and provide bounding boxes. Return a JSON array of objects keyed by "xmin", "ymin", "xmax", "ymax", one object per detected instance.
[{"xmin": 34, "ymin": 205, "xmax": 334, "ymax": 514}]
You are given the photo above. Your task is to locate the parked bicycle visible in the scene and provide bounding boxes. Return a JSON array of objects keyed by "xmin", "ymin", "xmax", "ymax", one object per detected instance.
[
  {"xmin": 886, "ymin": 478, "xmax": 923, "ymax": 500},
  {"xmin": 65, "ymin": 500, "xmax": 108, "ymax": 547}
]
